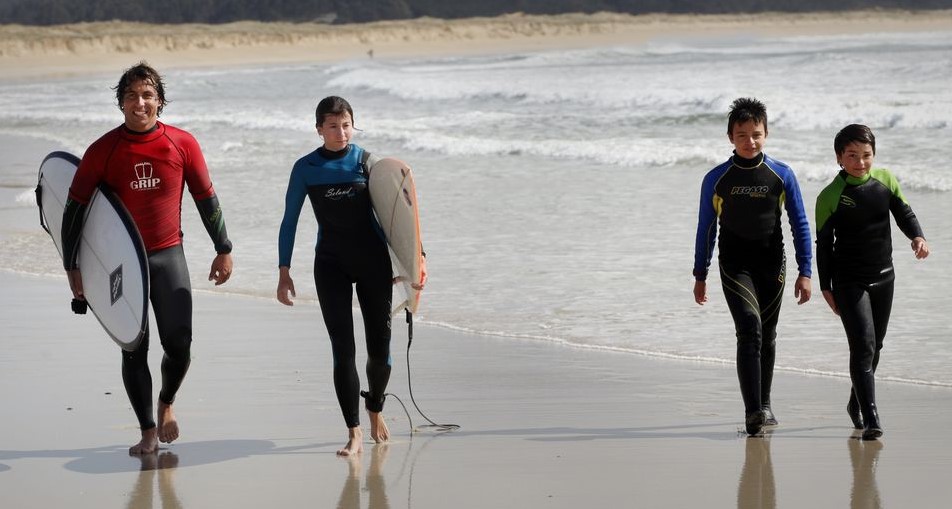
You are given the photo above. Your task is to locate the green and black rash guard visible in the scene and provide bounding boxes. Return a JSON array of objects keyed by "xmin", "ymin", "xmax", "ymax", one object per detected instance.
[{"xmin": 815, "ymin": 168, "xmax": 924, "ymax": 291}]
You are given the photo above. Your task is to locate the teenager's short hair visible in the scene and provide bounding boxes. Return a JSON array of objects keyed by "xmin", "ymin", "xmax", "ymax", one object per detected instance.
[
  {"xmin": 834, "ymin": 124, "xmax": 876, "ymax": 155},
  {"xmin": 727, "ymin": 97, "xmax": 768, "ymax": 136},
  {"xmin": 315, "ymin": 96, "xmax": 354, "ymax": 127},
  {"xmin": 114, "ymin": 62, "xmax": 167, "ymax": 115}
]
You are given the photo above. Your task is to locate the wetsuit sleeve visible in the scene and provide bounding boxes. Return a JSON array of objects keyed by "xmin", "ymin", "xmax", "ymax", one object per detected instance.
[
  {"xmin": 195, "ymin": 194, "xmax": 232, "ymax": 254},
  {"xmin": 876, "ymin": 169, "xmax": 925, "ymax": 241},
  {"xmin": 693, "ymin": 171, "xmax": 719, "ymax": 281},
  {"xmin": 179, "ymin": 133, "xmax": 216, "ymax": 201},
  {"xmin": 62, "ymin": 144, "xmax": 107, "ymax": 270},
  {"xmin": 814, "ymin": 181, "xmax": 843, "ymax": 292},
  {"xmin": 61, "ymin": 198, "xmax": 88, "ymax": 270},
  {"xmin": 782, "ymin": 170, "xmax": 813, "ymax": 278},
  {"xmin": 278, "ymin": 164, "xmax": 308, "ymax": 267}
]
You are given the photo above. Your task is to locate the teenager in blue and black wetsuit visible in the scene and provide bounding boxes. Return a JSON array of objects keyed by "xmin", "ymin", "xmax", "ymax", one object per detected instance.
[
  {"xmin": 816, "ymin": 124, "xmax": 929, "ymax": 441},
  {"xmin": 693, "ymin": 97, "xmax": 813, "ymax": 436},
  {"xmin": 276, "ymin": 96, "xmax": 425, "ymax": 457}
]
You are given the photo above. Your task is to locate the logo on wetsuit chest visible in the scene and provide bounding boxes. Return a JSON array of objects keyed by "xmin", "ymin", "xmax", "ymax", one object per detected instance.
[
  {"xmin": 839, "ymin": 195, "xmax": 857, "ymax": 208},
  {"xmin": 730, "ymin": 185, "xmax": 770, "ymax": 198},
  {"xmin": 324, "ymin": 186, "xmax": 356, "ymax": 200},
  {"xmin": 130, "ymin": 162, "xmax": 161, "ymax": 191}
]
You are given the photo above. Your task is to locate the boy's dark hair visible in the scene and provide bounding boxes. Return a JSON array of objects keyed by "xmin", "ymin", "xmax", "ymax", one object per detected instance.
[
  {"xmin": 114, "ymin": 61, "xmax": 167, "ymax": 115},
  {"xmin": 834, "ymin": 124, "xmax": 876, "ymax": 156},
  {"xmin": 315, "ymin": 96, "xmax": 354, "ymax": 127},
  {"xmin": 727, "ymin": 97, "xmax": 768, "ymax": 136}
]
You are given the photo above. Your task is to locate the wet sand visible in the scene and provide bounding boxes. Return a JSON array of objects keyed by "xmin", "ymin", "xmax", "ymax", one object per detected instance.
[{"xmin": 2, "ymin": 269, "xmax": 952, "ymax": 507}]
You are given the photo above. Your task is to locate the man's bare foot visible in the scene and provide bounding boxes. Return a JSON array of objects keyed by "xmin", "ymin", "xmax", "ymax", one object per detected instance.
[
  {"xmin": 368, "ymin": 411, "xmax": 390, "ymax": 443},
  {"xmin": 337, "ymin": 427, "xmax": 363, "ymax": 456},
  {"xmin": 157, "ymin": 400, "xmax": 180, "ymax": 444},
  {"xmin": 129, "ymin": 427, "xmax": 159, "ymax": 455}
]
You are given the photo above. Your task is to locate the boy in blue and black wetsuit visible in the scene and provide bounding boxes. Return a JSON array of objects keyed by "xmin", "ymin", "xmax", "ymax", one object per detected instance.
[
  {"xmin": 276, "ymin": 96, "xmax": 394, "ymax": 457},
  {"xmin": 693, "ymin": 97, "xmax": 813, "ymax": 436},
  {"xmin": 816, "ymin": 124, "xmax": 929, "ymax": 441}
]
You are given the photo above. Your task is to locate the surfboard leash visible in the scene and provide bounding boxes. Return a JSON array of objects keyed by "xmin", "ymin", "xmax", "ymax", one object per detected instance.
[{"xmin": 383, "ymin": 310, "xmax": 459, "ymax": 434}]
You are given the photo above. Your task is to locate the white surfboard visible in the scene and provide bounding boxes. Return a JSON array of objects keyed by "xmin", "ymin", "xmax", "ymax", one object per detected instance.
[
  {"xmin": 369, "ymin": 158, "xmax": 424, "ymax": 315},
  {"xmin": 37, "ymin": 151, "xmax": 149, "ymax": 351}
]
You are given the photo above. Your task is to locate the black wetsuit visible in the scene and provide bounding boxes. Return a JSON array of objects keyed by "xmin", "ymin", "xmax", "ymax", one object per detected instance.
[
  {"xmin": 278, "ymin": 144, "xmax": 392, "ymax": 428},
  {"xmin": 815, "ymin": 168, "xmax": 924, "ymax": 428},
  {"xmin": 694, "ymin": 152, "xmax": 813, "ymax": 419}
]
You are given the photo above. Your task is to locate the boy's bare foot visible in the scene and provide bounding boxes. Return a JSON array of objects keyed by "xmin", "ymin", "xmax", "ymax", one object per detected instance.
[
  {"xmin": 368, "ymin": 411, "xmax": 390, "ymax": 443},
  {"xmin": 337, "ymin": 427, "xmax": 363, "ymax": 456},
  {"xmin": 129, "ymin": 427, "xmax": 159, "ymax": 455},
  {"xmin": 157, "ymin": 400, "xmax": 179, "ymax": 444}
]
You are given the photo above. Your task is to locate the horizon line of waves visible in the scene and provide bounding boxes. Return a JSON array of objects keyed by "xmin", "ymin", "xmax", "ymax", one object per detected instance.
[
  {"xmin": 0, "ymin": 109, "xmax": 119, "ymax": 127},
  {"xmin": 0, "ymin": 128, "xmax": 86, "ymax": 156},
  {"xmin": 175, "ymin": 63, "xmax": 322, "ymax": 79},
  {"xmin": 771, "ymin": 102, "xmax": 952, "ymax": 133},
  {"xmin": 421, "ymin": 319, "xmax": 952, "ymax": 388},
  {"xmin": 327, "ymin": 64, "xmax": 952, "ymax": 126},
  {"xmin": 644, "ymin": 30, "xmax": 952, "ymax": 57},
  {"xmin": 165, "ymin": 110, "xmax": 304, "ymax": 132},
  {"xmin": 326, "ymin": 48, "xmax": 653, "ymax": 76},
  {"xmin": 796, "ymin": 162, "xmax": 952, "ymax": 192},
  {"xmin": 365, "ymin": 130, "xmax": 722, "ymax": 168}
]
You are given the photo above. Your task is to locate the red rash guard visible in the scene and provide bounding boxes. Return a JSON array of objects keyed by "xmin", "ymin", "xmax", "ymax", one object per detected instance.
[{"xmin": 68, "ymin": 122, "xmax": 216, "ymax": 252}]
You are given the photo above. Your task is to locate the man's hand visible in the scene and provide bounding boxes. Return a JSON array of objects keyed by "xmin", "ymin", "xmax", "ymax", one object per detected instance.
[{"xmin": 209, "ymin": 253, "xmax": 233, "ymax": 285}]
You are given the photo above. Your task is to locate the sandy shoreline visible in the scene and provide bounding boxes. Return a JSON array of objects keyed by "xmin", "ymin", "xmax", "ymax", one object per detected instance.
[
  {"xmin": 3, "ymin": 10, "xmax": 952, "ymax": 79},
  {"xmin": 3, "ymin": 269, "xmax": 952, "ymax": 507}
]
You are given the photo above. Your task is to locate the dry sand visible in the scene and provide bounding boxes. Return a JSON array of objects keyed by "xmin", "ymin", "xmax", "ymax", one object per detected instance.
[
  {"xmin": 3, "ymin": 11, "xmax": 952, "ymax": 507},
  {"xmin": 3, "ymin": 10, "xmax": 952, "ymax": 79}
]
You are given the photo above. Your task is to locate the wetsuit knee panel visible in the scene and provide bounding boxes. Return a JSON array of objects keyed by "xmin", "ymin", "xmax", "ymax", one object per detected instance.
[
  {"xmin": 736, "ymin": 333, "xmax": 763, "ymax": 356},
  {"xmin": 121, "ymin": 343, "xmax": 149, "ymax": 363},
  {"xmin": 159, "ymin": 329, "xmax": 192, "ymax": 361}
]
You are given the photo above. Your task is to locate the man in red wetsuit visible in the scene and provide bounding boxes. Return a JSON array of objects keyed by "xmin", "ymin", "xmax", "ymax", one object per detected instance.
[{"xmin": 62, "ymin": 62, "xmax": 233, "ymax": 454}]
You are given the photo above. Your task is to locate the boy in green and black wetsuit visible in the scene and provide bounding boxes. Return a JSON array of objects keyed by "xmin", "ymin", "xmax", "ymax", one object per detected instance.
[
  {"xmin": 815, "ymin": 124, "xmax": 929, "ymax": 441},
  {"xmin": 693, "ymin": 97, "xmax": 813, "ymax": 436}
]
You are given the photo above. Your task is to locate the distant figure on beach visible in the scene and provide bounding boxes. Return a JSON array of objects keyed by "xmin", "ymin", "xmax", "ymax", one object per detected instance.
[
  {"xmin": 692, "ymin": 97, "xmax": 812, "ymax": 436},
  {"xmin": 62, "ymin": 62, "xmax": 234, "ymax": 454},
  {"xmin": 815, "ymin": 124, "xmax": 929, "ymax": 441},
  {"xmin": 367, "ymin": 48, "xmax": 374, "ymax": 59},
  {"xmin": 276, "ymin": 96, "xmax": 425, "ymax": 456}
]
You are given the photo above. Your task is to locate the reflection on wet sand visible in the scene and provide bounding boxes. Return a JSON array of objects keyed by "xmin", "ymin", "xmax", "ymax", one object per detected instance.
[
  {"xmin": 127, "ymin": 452, "xmax": 182, "ymax": 509},
  {"xmin": 737, "ymin": 436, "xmax": 776, "ymax": 509},
  {"xmin": 337, "ymin": 444, "xmax": 391, "ymax": 509},
  {"xmin": 849, "ymin": 437, "xmax": 883, "ymax": 509}
]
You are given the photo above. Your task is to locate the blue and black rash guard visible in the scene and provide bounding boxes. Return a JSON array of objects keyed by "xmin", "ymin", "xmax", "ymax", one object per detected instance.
[
  {"xmin": 693, "ymin": 152, "xmax": 813, "ymax": 280},
  {"xmin": 278, "ymin": 144, "xmax": 385, "ymax": 266},
  {"xmin": 815, "ymin": 168, "xmax": 924, "ymax": 291}
]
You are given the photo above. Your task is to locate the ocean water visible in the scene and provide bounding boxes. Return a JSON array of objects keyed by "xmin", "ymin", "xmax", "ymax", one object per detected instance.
[{"xmin": 1, "ymin": 30, "xmax": 950, "ymax": 387}]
